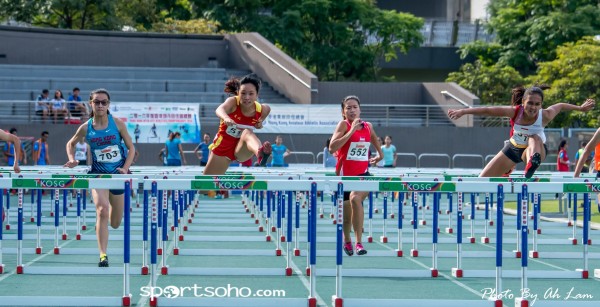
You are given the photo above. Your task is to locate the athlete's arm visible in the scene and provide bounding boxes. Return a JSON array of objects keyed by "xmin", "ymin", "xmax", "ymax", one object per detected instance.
[
  {"xmin": 255, "ymin": 103, "xmax": 270, "ymax": 129},
  {"xmin": 215, "ymin": 97, "xmax": 238, "ymax": 126},
  {"xmin": 64, "ymin": 123, "xmax": 88, "ymax": 168},
  {"xmin": 574, "ymin": 127, "xmax": 600, "ymax": 177},
  {"xmin": 448, "ymin": 106, "xmax": 515, "ymax": 120},
  {"xmin": 0, "ymin": 130, "xmax": 21, "ymax": 173},
  {"xmin": 543, "ymin": 99, "xmax": 595, "ymax": 125}
]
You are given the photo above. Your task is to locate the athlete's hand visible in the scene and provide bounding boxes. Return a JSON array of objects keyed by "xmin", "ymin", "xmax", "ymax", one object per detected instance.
[
  {"xmin": 447, "ymin": 109, "xmax": 463, "ymax": 120},
  {"xmin": 116, "ymin": 167, "xmax": 130, "ymax": 174},
  {"xmin": 350, "ymin": 118, "xmax": 362, "ymax": 132},
  {"xmin": 64, "ymin": 160, "xmax": 79, "ymax": 168},
  {"xmin": 254, "ymin": 120, "xmax": 264, "ymax": 129},
  {"xmin": 369, "ymin": 154, "xmax": 382, "ymax": 165},
  {"xmin": 13, "ymin": 164, "xmax": 21, "ymax": 173},
  {"xmin": 223, "ymin": 117, "xmax": 235, "ymax": 126},
  {"xmin": 579, "ymin": 99, "xmax": 595, "ymax": 112}
]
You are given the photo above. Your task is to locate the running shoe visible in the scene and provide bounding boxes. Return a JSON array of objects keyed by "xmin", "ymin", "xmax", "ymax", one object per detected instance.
[
  {"xmin": 355, "ymin": 242, "xmax": 367, "ymax": 255},
  {"xmin": 257, "ymin": 141, "xmax": 272, "ymax": 166},
  {"xmin": 343, "ymin": 242, "xmax": 354, "ymax": 256},
  {"xmin": 524, "ymin": 152, "xmax": 541, "ymax": 179},
  {"xmin": 99, "ymin": 254, "xmax": 109, "ymax": 267}
]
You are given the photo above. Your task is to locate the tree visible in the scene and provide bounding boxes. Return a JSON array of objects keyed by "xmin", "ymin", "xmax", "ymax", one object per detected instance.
[
  {"xmin": 530, "ymin": 36, "xmax": 600, "ymax": 128},
  {"xmin": 150, "ymin": 18, "xmax": 223, "ymax": 34},
  {"xmin": 461, "ymin": 0, "xmax": 600, "ymax": 74},
  {"xmin": 196, "ymin": 0, "xmax": 423, "ymax": 81},
  {"xmin": 447, "ymin": 60, "xmax": 524, "ymax": 106}
]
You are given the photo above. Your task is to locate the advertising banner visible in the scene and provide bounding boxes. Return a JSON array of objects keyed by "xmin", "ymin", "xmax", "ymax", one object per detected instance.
[{"xmin": 261, "ymin": 104, "xmax": 339, "ymax": 134}]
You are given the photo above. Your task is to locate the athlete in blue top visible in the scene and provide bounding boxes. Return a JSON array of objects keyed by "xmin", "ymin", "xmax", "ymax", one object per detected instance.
[
  {"xmin": 165, "ymin": 132, "xmax": 186, "ymax": 166},
  {"xmin": 270, "ymin": 135, "xmax": 290, "ymax": 167},
  {"xmin": 64, "ymin": 88, "xmax": 135, "ymax": 268},
  {"xmin": 194, "ymin": 133, "xmax": 212, "ymax": 166},
  {"xmin": 32, "ymin": 131, "xmax": 50, "ymax": 166}
]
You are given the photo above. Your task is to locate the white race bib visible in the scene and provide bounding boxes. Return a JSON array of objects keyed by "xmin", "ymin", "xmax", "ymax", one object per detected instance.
[
  {"xmin": 225, "ymin": 125, "xmax": 243, "ymax": 138},
  {"xmin": 512, "ymin": 133, "xmax": 528, "ymax": 145},
  {"xmin": 347, "ymin": 141, "xmax": 370, "ymax": 161},
  {"xmin": 94, "ymin": 145, "xmax": 122, "ymax": 163}
]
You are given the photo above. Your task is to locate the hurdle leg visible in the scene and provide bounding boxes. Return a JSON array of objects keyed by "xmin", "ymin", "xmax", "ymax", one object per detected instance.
[
  {"xmin": 410, "ymin": 192, "xmax": 419, "ymax": 257},
  {"xmin": 452, "ymin": 192, "xmax": 463, "ymax": 277},
  {"xmin": 396, "ymin": 193, "xmax": 403, "ymax": 257},
  {"xmin": 16, "ymin": 189, "xmax": 24, "ymax": 273},
  {"xmin": 53, "ymin": 190, "xmax": 60, "ymax": 254},
  {"xmin": 0, "ymin": 188, "xmax": 3, "ymax": 273}
]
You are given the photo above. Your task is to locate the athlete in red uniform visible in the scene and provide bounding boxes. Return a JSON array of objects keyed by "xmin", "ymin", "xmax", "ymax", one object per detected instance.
[
  {"xmin": 329, "ymin": 95, "xmax": 383, "ymax": 256},
  {"xmin": 448, "ymin": 87, "xmax": 594, "ymax": 178},
  {"xmin": 203, "ymin": 74, "xmax": 272, "ymax": 175}
]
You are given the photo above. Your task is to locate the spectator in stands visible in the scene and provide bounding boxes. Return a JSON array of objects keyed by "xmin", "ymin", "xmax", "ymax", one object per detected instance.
[
  {"xmin": 329, "ymin": 95, "xmax": 383, "ymax": 256},
  {"xmin": 270, "ymin": 135, "xmax": 290, "ymax": 167},
  {"xmin": 68, "ymin": 87, "xmax": 87, "ymax": 120},
  {"xmin": 0, "ymin": 128, "xmax": 22, "ymax": 173},
  {"xmin": 35, "ymin": 89, "xmax": 51, "ymax": 123},
  {"xmin": 51, "ymin": 89, "xmax": 69, "ymax": 124},
  {"xmin": 556, "ymin": 139, "xmax": 570, "ymax": 172},
  {"xmin": 3, "ymin": 128, "xmax": 26, "ymax": 166},
  {"xmin": 64, "ymin": 88, "xmax": 135, "ymax": 268},
  {"xmin": 165, "ymin": 132, "xmax": 186, "ymax": 166},
  {"xmin": 381, "ymin": 135, "xmax": 397, "ymax": 167},
  {"xmin": 448, "ymin": 87, "xmax": 594, "ymax": 178},
  {"xmin": 203, "ymin": 74, "xmax": 272, "ymax": 175},
  {"xmin": 194, "ymin": 133, "xmax": 212, "ymax": 166},
  {"xmin": 32, "ymin": 131, "xmax": 50, "ymax": 166},
  {"xmin": 323, "ymin": 138, "xmax": 337, "ymax": 168}
]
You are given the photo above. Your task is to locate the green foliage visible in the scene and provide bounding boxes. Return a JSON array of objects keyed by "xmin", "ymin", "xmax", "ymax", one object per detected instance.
[
  {"xmin": 529, "ymin": 37, "xmax": 600, "ymax": 127},
  {"xmin": 196, "ymin": 0, "xmax": 423, "ymax": 81},
  {"xmin": 150, "ymin": 18, "xmax": 223, "ymax": 34},
  {"xmin": 447, "ymin": 60, "xmax": 524, "ymax": 105},
  {"xmin": 465, "ymin": 0, "xmax": 600, "ymax": 73}
]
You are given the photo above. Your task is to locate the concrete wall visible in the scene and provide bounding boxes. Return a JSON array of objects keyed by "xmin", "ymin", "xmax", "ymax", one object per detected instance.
[
  {"xmin": 0, "ymin": 25, "xmax": 228, "ymax": 68},
  {"xmin": 423, "ymin": 82, "xmax": 480, "ymax": 127},
  {"xmin": 316, "ymin": 82, "xmax": 423, "ymax": 105},
  {"xmin": 226, "ymin": 33, "xmax": 317, "ymax": 105}
]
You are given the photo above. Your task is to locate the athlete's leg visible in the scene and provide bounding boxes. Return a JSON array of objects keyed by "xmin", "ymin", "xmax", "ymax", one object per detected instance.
[
  {"xmin": 203, "ymin": 154, "xmax": 231, "ymax": 175},
  {"xmin": 480, "ymin": 151, "xmax": 517, "ymax": 177},
  {"xmin": 349, "ymin": 191, "xmax": 369, "ymax": 244},
  {"xmin": 93, "ymin": 189, "xmax": 111, "ymax": 255},
  {"xmin": 235, "ymin": 129, "xmax": 270, "ymax": 164},
  {"xmin": 108, "ymin": 192, "xmax": 124, "ymax": 229}
]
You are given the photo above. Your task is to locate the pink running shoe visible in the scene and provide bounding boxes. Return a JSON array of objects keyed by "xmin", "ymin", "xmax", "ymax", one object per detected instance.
[
  {"xmin": 257, "ymin": 141, "xmax": 272, "ymax": 166},
  {"xmin": 343, "ymin": 242, "xmax": 354, "ymax": 256},
  {"xmin": 355, "ymin": 242, "xmax": 367, "ymax": 255}
]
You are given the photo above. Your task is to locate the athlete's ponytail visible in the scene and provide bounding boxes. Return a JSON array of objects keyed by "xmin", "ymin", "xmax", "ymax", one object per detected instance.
[{"xmin": 511, "ymin": 84, "xmax": 550, "ymax": 106}]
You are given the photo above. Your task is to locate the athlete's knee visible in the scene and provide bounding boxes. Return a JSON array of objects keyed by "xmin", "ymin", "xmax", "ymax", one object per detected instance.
[
  {"xmin": 110, "ymin": 219, "xmax": 121, "ymax": 229},
  {"xmin": 96, "ymin": 203, "xmax": 109, "ymax": 220}
]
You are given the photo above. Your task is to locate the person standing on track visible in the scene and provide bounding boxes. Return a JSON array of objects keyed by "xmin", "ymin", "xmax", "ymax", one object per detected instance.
[
  {"xmin": 64, "ymin": 88, "xmax": 136, "ymax": 267},
  {"xmin": 329, "ymin": 95, "xmax": 383, "ymax": 256},
  {"xmin": 448, "ymin": 86, "xmax": 594, "ymax": 178},
  {"xmin": 203, "ymin": 74, "xmax": 272, "ymax": 175}
]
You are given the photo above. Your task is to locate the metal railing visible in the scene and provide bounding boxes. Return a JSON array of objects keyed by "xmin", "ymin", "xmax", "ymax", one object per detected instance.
[
  {"xmin": 452, "ymin": 154, "xmax": 484, "ymax": 169},
  {"xmin": 418, "ymin": 153, "xmax": 451, "ymax": 168},
  {"xmin": 396, "ymin": 153, "xmax": 418, "ymax": 168},
  {"xmin": 288, "ymin": 151, "xmax": 316, "ymax": 164},
  {"xmin": 243, "ymin": 41, "xmax": 315, "ymax": 91}
]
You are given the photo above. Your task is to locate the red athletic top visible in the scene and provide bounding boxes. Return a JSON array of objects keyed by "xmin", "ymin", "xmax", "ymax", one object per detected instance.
[
  {"xmin": 335, "ymin": 120, "xmax": 371, "ymax": 176},
  {"xmin": 209, "ymin": 96, "xmax": 262, "ymax": 160},
  {"xmin": 557, "ymin": 149, "xmax": 569, "ymax": 172}
]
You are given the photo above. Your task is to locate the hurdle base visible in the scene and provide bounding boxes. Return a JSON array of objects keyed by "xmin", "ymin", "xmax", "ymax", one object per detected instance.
[
  {"xmin": 76, "ymin": 234, "xmax": 81, "ymax": 240},
  {"xmin": 82, "ymin": 225, "xmax": 87, "ymax": 230},
  {"xmin": 161, "ymin": 266, "xmax": 168, "ymax": 275},
  {"xmin": 250, "ymin": 213, "xmax": 255, "ymax": 218},
  {"xmin": 246, "ymin": 208, "xmax": 250, "ymax": 213},
  {"xmin": 62, "ymin": 234, "xmax": 68, "ymax": 240},
  {"xmin": 515, "ymin": 297, "xmax": 528, "ymax": 307},
  {"xmin": 333, "ymin": 220, "xmax": 337, "ymax": 225},
  {"xmin": 183, "ymin": 226, "xmax": 188, "ymax": 231},
  {"xmin": 594, "ymin": 269, "xmax": 600, "ymax": 278},
  {"xmin": 16, "ymin": 265, "xmax": 23, "ymax": 274},
  {"xmin": 513, "ymin": 250, "xmax": 521, "ymax": 258},
  {"xmin": 419, "ymin": 220, "xmax": 427, "ymax": 225},
  {"xmin": 529, "ymin": 251, "xmax": 538, "ymax": 258},
  {"xmin": 537, "ymin": 229, "xmax": 541, "ymax": 234},
  {"xmin": 50, "ymin": 212, "xmax": 54, "ymax": 217},
  {"xmin": 374, "ymin": 208, "xmax": 379, "ymax": 213},
  {"xmin": 330, "ymin": 213, "xmax": 335, "ymax": 219},
  {"xmin": 380, "ymin": 236, "xmax": 388, "ymax": 243},
  {"xmin": 258, "ymin": 225, "xmax": 263, "ymax": 232},
  {"xmin": 480, "ymin": 237, "xmax": 489, "ymax": 244},
  {"xmin": 588, "ymin": 239, "xmax": 592, "ymax": 245},
  {"xmin": 271, "ymin": 226, "xmax": 276, "ymax": 232},
  {"xmin": 410, "ymin": 249, "xmax": 418, "ymax": 257},
  {"xmin": 157, "ymin": 248, "xmax": 162, "ymax": 255},
  {"xmin": 122, "ymin": 295, "xmax": 131, "ymax": 307},
  {"xmin": 294, "ymin": 249, "xmax": 301, "ymax": 256},
  {"xmin": 569, "ymin": 238, "xmax": 578, "ymax": 245},
  {"xmin": 568, "ymin": 221, "xmax": 573, "ymax": 226},
  {"xmin": 445, "ymin": 227, "xmax": 454, "ymax": 234},
  {"xmin": 30, "ymin": 217, "xmax": 35, "ymax": 223},
  {"xmin": 286, "ymin": 267, "xmax": 292, "ymax": 276},
  {"xmin": 308, "ymin": 297, "xmax": 317, "ymax": 307},
  {"xmin": 149, "ymin": 296, "xmax": 157, "ymax": 307},
  {"xmin": 445, "ymin": 210, "xmax": 450, "ymax": 214},
  {"xmin": 35, "ymin": 247, "xmax": 42, "ymax": 254},
  {"xmin": 390, "ymin": 214, "xmax": 395, "ymax": 219},
  {"xmin": 5, "ymin": 224, "xmax": 10, "ymax": 230},
  {"xmin": 173, "ymin": 248, "xmax": 179, "ymax": 255},
  {"xmin": 430, "ymin": 268, "xmax": 438, "ymax": 277},
  {"xmin": 276, "ymin": 249, "xmax": 282, "ymax": 256},
  {"xmin": 266, "ymin": 235, "xmax": 271, "ymax": 242},
  {"xmin": 141, "ymin": 266, "xmax": 149, "ymax": 275},
  {"xmin": 179, "ymin": 235, "xmax": 184, "ymax": 241},
  {"xmin": 468, "ymin": 237, "xmax": 475, "ymax": 244},
  {"xmin": 53, "ymin": 247, "xmax": 60, "ymax": 254},
  {"xmin": 576, "ymin": 269, "xmax": 588, "ymax": 279},
  {"xmin": 255, "ymin": 219, "xmax": 260, "ymax": 225},
  {"xmin": 306, "ymin": 267, "xmax": 311, "ymax": 276},
  {"xmin": 332, "ymin": 296, "xmax": 343, "ymax": 307},
  {"xmin": 396, "ymin": 249, "xmax": 403, "ymax": 257},
  {"xmin": 489, "ymin": 220, "xmax": 494, "ymax": 226},
  {"xmin": 495, "ymin": 300, "xmax": 503, "ymax": 307},
  {"xmin": 319, "ymin": 214, "xmax": 324, "ymax": 218},
  {"xmin": 451, "ymin": 268, "xmax": 463, "ymax": 278},
  {"xmin": 368, "ymin": 236, "xmax": 373, "ymax": 243}
]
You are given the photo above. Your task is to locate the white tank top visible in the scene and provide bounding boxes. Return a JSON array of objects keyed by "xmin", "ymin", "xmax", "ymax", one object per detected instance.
[
  {"xmin": 75, "ymin": 142, "xmax": 88, "ymax": 161},
  {"xmin": 510, "ymin": 109, "xmax": 546, "ymax": 148}
]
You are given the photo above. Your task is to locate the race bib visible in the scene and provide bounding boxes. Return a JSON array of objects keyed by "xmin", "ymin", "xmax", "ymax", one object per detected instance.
[
  {"xmin": 74, "ymin": 149, "xmax": 86, "ymax": 161},
  {"xmin": 512, "ymin": 133, "xmax": 528, "ymax": 145},
  {"xmin": 347, "ymin": 141, "xmax": 370, "ymax": 161},
  {"xmin": 94, "ymin": 145, "xmax": 122, "ymax": 163},
  {"xmin": 225, "ymin": 125, "xmax": 243, "ymax": 138}
]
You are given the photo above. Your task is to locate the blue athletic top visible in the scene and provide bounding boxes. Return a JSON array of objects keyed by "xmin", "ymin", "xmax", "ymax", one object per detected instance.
[
  {"xmin": 86, "ymin": 115, "xmax": 125, "ymax": 174},
  {"xmin": 271, "ymin": 144, "xmax": 287, "ymax": 166},
  {"xmin": 165, "ymin": 138, "xmax": 182, "ymax": 160},
  {"xmin": 33, "ymin": 141, "xmax": 47, "ymax": 165}
]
